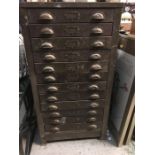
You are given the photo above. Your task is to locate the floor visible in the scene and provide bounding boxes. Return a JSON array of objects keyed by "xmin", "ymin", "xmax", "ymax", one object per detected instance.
[{"xmin": 30, "ymin": 132, "xmax": 135, "ymax": 155}]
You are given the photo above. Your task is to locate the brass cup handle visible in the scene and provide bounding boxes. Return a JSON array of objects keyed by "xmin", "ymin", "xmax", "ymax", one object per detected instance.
[
  {"xmin": 88, "ymin": 124, "xmax": 97, "ymax": 130},
  {"xmin": 90, "ymin": 64, "xmax": 102, "ymax": 71},
  {"xmin": 90, "ymin": 102, "xmax": 99, "ymax": 108},
  {"xmin": 92, "ymin": 13, "xmax": 104, "ymax": 20},
  {"xmin": 90, "ymin": 94, "xmax": 100, "ymax": 100},
  {"xmin": 90, "ymin": 54, "xmax": 101, "ymax": 60},
  {"xmin": 39, "ymin": 12, "xmax": 53, "ymax": 21},
  {"xmin": 47, "ymin": 86, "xmax": 58, "ymax": 92},
  {"xmin": 47, "ymin": 96, "xmax": 58, "ymax": 102},
  {"xmin": 50, "ymin": 112, "xmax": 61, "ymax": 118},
  {"xmin": 87, "ymin": 117, "xmax": 96, "ymax": 123},
  {"xmin": 88, "ymin": 85, "xmax": 99, "ymax": 91},
  {"xmin": 92, "ymin": 27, "xmax": 103, "ymax": 34},
  {"xmin": 88, "ymin": 110, "xmax": 97, "ymax": 116},
  {"xmin": 49, "ymin": 105, "xmax": 58, "ymax": 110},
  {"xmin": 40, "ymin": 27, "xmax": 54, "ymax": 35},
  {"xmin": 41, "ymin": 42, "xmax": 53, "ymax": 49},
  {"xmin": 44, "ymin": 76, "xmax": 56, "ymax": 82},
  {"xmin": 44, "ymin": 54, "xmax": 56, "ymax": 62},
  {"xmin": 92, "ymin": 41, "xmax": 104, "ymax": 48},
  {"xmin": 89, "ymin": 74, "xmax": 101, "ymax": 81},
  {"xmin": 51, "ymin": 127, "xmax": 60, "ymax": 132},
  {"xmin": 42, "ymin": 66, "xmax": 55, "ymax": 73}
]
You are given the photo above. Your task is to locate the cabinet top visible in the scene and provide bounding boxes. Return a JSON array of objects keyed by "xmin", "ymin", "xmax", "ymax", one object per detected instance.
[{"xmin": 20, "ymin": 2, "xmax": 124, "ymax": 8}]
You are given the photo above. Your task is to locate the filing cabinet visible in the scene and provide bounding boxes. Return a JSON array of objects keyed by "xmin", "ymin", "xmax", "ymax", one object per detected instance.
[{"xmin": 20, "ymin": 2, "xmax": 123, "ymax": 143}]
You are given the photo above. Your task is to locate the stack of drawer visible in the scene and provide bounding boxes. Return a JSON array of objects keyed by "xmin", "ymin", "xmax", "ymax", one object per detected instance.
[{"xmin": 20, "ymin": 2, "xmax": 123, "ymax": 143}]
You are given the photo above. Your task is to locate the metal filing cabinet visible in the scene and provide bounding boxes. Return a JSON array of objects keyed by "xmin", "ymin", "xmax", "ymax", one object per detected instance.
[{"xmin": 20, "ymin": 2, "xmax": 123, "ymax": 143}]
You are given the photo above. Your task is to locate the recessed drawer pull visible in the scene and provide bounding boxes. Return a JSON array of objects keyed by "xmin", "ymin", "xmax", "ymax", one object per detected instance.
[
  {"xmin": 92, "ymin": 41, "xmax": 104, "ymax": 48},
  {"xmin": 87, "ymin": 117, "xmax": 96, "ymax": 122},
  {"xmin": 41, "ymin": 42, "xmax": 53, "ymax": 49},
  {"xmin": 39, "ymin": 12, "xmax": 53, "ymax": 21},
  {"xmin": 42, "ymin": 66, "xmax": 55, "ymax": 73},
  {"xmin": 88, "ymin": 85, "xmax": 99, "ymax": 91},
  {"xmin": 90, "ymin": 102, "xmax": 99, "ymax": 108},
  {"xmin": 49, "ymin": 105, "xmax": 58, "ymax": 110},
  {"xmin": 92, "ymin": 27, "xmax": 103, "ymax": 34},
  {"xmin": 47, "ymin": 96, "xmax": 58, "ymax": 102},
  {"xmin": 90, "ymin": 64, "xmax": 102, "ymax": 71},
  {"xmin": 90, "ymin": 74, "xmax": 101, "ymax": 81},
  {"xmin": 44, "ymin": 54, "xmax": 56, "ymax": 62},
  {"xmin": 90, "ymin": 54, "xmax": 101, "ymax": 60},
  {"xmin": 88, "ymin": 110, "xmax": 97, "ymax": 115},
  {"xmin": 92, "ymin": 13, "xmax": 104, "ymax": 20},
  {"xmin": 44, "ymin": 76, "xmax": 56, "ymax": 82},
  {"xmin": 40, "ymin": 27, "xmax": 54, "ymax": 35},
  {"xmin": 51, "ymin": 119, "xmax": 61, "ymax": 125},
  {"xmin": 50, "ymin": 112, "xmax": 61, "ymax": 118},
  {"xmin": 90, "ymin": 94, "xmax": 100, "ymax": 100},
  {"xmin": 47, "ymin": 86, "xmax": 58, "ymax": 92},
  {"xmin": 88, "ymin": 124, "xmax": 97, "ymax": 130}
]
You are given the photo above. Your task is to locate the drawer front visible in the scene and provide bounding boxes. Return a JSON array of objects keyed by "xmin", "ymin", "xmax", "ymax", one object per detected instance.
[
  {"xmin": 33, "ymin": 50, "xmax": 110, "ymax": 63},
  {"xmin": 31, "ymin": 37, "xmax": 112, "ymax": 51},
  {"xmin": 44, "ymin": 130, "xmax": 100, "ymax": 141},
  {"xmin": 36, "ymin": 71, "xmax": 108, "ymax": 83},
  {"xmin": 43, "ymin": 115, "xmax": 103, "ymax": 124},
  {"xmin": 28, "ymin": 9, "xmax": 114, "ymax": 23},
  {"xmin": 34, "ymin": 61, "xmax": 109, "ymax": 74},
  {"xmin": 40, "ymin": 99, "xmax": 104, "ymax": 112},
  {"xmin": 38, "ymin": 81, "xmax": 106, "ymax": 94},
  {"xmin": 42, "ymin": 109, "xmax": 103, "ymax": 118},
  {"xmin": 29, "ymin": 23, "xmax": 113, "ymax": 37},
  {"xmin": 44, "ymin": 122, "xmax": 102, "ymax": 132},
  {"xmin": 39, "ymin": 91, "xmax": 105, "ymax": 102}
]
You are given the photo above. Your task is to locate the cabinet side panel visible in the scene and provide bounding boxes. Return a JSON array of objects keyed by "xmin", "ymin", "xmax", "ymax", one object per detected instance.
[
  {"xmin": 20, "ymin": 8, "xmax": 46, "ymax": 144},
  {"xmin": 100, "ymin": 8, "xmax": 122, "ymax": 139}
]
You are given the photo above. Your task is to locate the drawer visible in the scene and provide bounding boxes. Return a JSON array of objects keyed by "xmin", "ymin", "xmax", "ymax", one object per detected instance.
[
  {"xmin": 29, "ymin": 23, "xmax": 113, "ymax": 37},
  {"xmin": 39, "ymin": 91, "xmax": 105, "ymax": 102},
  {"xmin": 36, "ymin": 71, "xmax": 108, "ymax": 83},
  {"xmin": 44, "ymin": 122, "xmax": 102, "ymax": 132},
  {"xmin": 31, "ymin": 37, "xmax": 112, "ymax": 51},
  {"xmin": 28, "ymin": 9, "xmax": 114, "ymax": 23},
  {"xmin": 38, "ymin": 81, "xmax": 106, "ymax": 94},
  {"xmin": 42, "ymin": 109, "xmax": 103, "ymax": 118},
  {"xmin": 44, "ymin": 130, "xmax": 100, "ymax": 141},
  {"xmin": 43, "ymin": 115, "xmax": 103, "ymax": 124},
  {"xmin": 33, "ymin": 50, "xmax": 110, "ymax": 63},
  {"xmin": 34, "ymin": 61, "xmax": 109, "ymax": 74},
  {"xmin": 40, "ymin": 99, "xmax": 104, "ymax": 112}
]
